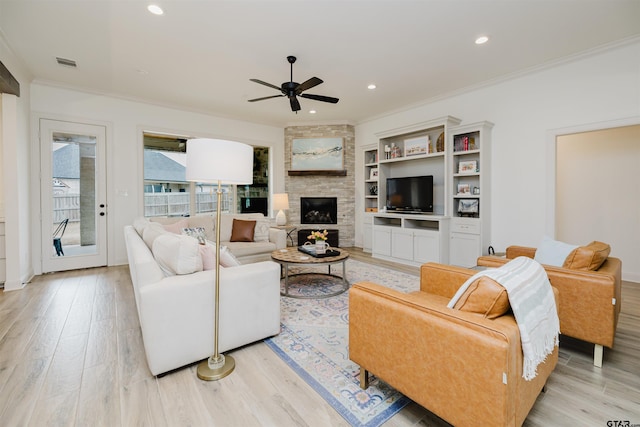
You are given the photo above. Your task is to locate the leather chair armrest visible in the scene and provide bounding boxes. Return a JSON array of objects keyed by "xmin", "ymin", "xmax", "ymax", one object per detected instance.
[{"xmin": 506, "ymin": 246, "xmax": 536, "ymax": 259}]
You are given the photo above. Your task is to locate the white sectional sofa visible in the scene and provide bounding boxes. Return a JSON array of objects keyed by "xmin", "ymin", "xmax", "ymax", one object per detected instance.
[
  {"xmin": 149, "ymin": 213, "xmax": 286, "ymax": 263},
  {"xmin": 124, "ymin": 216, "xmax": 282, "ymax": 376}
]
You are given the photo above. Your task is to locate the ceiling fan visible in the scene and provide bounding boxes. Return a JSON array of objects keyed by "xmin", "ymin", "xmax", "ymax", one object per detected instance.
[{"xmin": 248, "ymin": 56, "xmax": 339, "ymax": 112}]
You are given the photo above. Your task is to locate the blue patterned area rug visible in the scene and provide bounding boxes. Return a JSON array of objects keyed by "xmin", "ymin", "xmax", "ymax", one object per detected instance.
[{"xmin": 264, "ymin": 259, "xmax": 420, "ymax": 427}]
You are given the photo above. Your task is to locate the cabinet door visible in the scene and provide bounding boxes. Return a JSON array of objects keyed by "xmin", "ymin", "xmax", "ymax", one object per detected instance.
[
  {"xmin": 450, "ymin": 232, "xmax": 481, "ymax": 268},
  {"xmin": 363, "ymin": 223, "xmax": 372, "ymax": 253},
  {"xmin": 391, "ymin": 228, "xmax": 414, "ymax": 260},
  {"xmin": 414, "ymin": 230, "xmax": 440, "ymax": 263},
  {"xmin": 372, "ymin": 227, "xmax": 392, "ymax": 256}
]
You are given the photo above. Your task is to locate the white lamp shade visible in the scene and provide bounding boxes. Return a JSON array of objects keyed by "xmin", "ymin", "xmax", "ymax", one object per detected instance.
[
  {"xmin": 272, "ymin": 193, "xmax": 290, "ymax": 210},
  {"xmin": 186, "ymin": 138, "xmax": 254, "ymax": 184}
]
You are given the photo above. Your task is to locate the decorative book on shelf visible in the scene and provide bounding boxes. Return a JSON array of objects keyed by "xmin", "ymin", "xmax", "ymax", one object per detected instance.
[
  {"xmin": 454, "ymin": 135, "xmax": 476, "ymax": 152},
  {"xmin": 298, "ymin": 245, "xmax": 341, "ymax": 258}
]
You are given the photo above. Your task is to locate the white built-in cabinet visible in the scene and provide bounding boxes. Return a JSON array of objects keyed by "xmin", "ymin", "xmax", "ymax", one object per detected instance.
[{"xmin": 360, "ymin": 117, "xmax": 492, "ymax": 267}]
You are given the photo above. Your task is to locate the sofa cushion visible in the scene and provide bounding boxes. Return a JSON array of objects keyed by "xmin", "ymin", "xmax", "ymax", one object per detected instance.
[
  {"xmin": 254, "ymin": 218, "xmax": 270, "ymax": 242},
  {"xmin": 452, "ymin": 276, "xmax": 510, "ymax": 319},
  {"xmin": 187, "ymin": 215, "xmax": 215, "ymax": 241},
  {"xmin": 533, "ymin": 236, "xmax": 578, "ymax": 267},
  {"xmin": 225, "ymin": 240, "xmax": 276, "ymax": 258},
  {"xmin": 142, "ymin": 222, "xmax": 167, "ymax": 250},
  {"xmin": 152, "ymin": 233, "xmax": 203, "ymax": 275},
  {"xmin": 163, "ymin": 218, "xmax": 189, "ymax": 234},
  {"xmin": 230, "ymin": 219, "xmax": 256, "ymax": 242},
  {"xmin": 217, "ymin": 213, "xmax": 264, "ymax": 242},
  {"xmin": 563, "ymin": 241, "xmax": 611, "ymax": 271}
]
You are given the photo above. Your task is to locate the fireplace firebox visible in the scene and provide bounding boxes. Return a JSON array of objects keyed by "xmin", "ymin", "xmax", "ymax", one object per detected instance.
[{"xmin": 300, "ymin": 197, "xmax": 337, "ymax": 224}]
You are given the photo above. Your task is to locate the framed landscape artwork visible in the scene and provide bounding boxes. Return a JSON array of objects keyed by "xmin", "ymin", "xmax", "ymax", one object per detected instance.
[{"xmin": 291, "ymin": 138, "xmax": 344, "ymax": 172}]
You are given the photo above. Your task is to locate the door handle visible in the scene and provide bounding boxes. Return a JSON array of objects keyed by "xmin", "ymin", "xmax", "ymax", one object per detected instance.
[
  {"xmin": 100, "ymin": 212, "xmax": 105, "ymax": 216},
  {"xmin": 100, "ymin": 204, "xmax": 105, "ymax": 208}
]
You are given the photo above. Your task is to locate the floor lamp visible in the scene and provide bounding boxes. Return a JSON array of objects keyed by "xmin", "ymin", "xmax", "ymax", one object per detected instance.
[{"xmin": 186, "ymin": 138, "xmax": 253, "ymax": 381}]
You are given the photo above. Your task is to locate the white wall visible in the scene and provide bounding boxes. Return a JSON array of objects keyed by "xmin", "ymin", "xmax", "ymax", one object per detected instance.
[
  {"xmin": 30, "ymin": 84, "xmax": 285, "ymax": 269},
  {"xmin": 355, "ymin": 39, "xmax": 640, "ymax": 280},
  {"xmin": 1, "ymin": 33, "xmax": 33, "ymax": 290},
  {"xmin": 556, "ymin": 125, "xmax": 640, "ymax": 281}
]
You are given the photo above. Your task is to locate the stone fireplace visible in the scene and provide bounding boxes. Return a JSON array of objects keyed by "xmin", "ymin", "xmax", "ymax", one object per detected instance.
[
  {"xmin": 284, "ymin": 124, "xmax": 355, "ymax": 247},
  {"xmin": 300, "ymin": 197, "xmax": 338, "ymax": 225}
]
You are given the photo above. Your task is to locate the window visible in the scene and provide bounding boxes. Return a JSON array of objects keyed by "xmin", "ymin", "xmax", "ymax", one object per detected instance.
[{"xmin": 143, "ymin": 133, "xmax": 269, "ymax": 217}]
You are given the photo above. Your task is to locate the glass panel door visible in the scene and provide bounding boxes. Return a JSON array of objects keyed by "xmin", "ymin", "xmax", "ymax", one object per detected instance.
[{"xmin": 40, "ymin": 119, "xmax": 107, "ymax": 272}]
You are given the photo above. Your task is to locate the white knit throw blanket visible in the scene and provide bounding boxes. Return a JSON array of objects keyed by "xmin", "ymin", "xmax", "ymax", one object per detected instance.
[{"xmin": 448, "ymin": 257, "xmax": 560, "ymax": 380}]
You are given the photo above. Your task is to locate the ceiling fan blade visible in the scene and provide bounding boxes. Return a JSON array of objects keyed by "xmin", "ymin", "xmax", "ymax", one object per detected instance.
[
  {"xmin": 248, "ymin": 94, "xmax": 284, "ymax": 102},
  {"xmin": 290, "ymin": 96, "xmax": 301, "ymax": 112},
  {"xmin": 249, "ymin": 79, "xmax": 282, "ymax": 91},
  {"xmin": 295, "ymin": 77, "xmax": 323, "ymax": 94},
  {"xmin": 300, "ymin": 93, "xmax": 339, "ymax": 104}
]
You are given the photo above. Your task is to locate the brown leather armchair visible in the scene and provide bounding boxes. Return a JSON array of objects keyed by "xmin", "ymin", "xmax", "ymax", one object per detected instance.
[
  {"xmin": 477, "ymin": 245, "xmax": 622, "ymax": 367},
  {"xmin": 349, "ymin": 262, "xmax": 557, "ymax": 427}
]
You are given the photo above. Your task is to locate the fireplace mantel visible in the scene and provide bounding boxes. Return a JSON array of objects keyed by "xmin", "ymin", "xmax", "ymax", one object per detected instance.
[{"xmin": 288, "ymin": 170, "xmax": 347, "ymax": 176}]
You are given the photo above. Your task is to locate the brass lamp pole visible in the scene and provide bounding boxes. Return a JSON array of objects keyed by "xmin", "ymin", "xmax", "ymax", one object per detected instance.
[{"xmin": 185, "ymin": 138, "xmax": 253, "ymax": 381}]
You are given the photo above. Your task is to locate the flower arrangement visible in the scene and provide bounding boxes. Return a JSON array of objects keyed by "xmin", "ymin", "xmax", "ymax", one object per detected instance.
[{"xmin": 307, "ymin": 229, "xmax": 328, "ymax": 242}]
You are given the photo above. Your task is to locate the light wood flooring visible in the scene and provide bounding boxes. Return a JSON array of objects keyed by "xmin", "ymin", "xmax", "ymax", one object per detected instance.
[{"xmin": 0, "ymin": 249, "xmax": 638, "ymax": 426}]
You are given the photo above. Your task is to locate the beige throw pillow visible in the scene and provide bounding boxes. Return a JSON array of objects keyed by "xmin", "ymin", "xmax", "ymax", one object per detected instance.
[{"xmin": 253, "ymin": 218, "xmax": 270, "ymax": 242}]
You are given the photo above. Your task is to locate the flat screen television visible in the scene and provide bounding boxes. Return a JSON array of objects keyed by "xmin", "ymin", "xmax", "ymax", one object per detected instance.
[{"xmin": 386, "ymin": 175, "xmax": 434, "ymax": 213}]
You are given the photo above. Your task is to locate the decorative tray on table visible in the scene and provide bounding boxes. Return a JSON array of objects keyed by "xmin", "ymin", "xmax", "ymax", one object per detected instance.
[{"xmin": 297, "ymin": 245, "xmax": 340, "ymax": 258}]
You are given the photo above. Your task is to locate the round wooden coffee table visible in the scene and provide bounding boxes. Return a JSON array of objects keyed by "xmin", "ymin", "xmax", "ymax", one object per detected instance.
[{"xmin": 271, "ymin": 247, "xmax": 350, "ymax": 298}]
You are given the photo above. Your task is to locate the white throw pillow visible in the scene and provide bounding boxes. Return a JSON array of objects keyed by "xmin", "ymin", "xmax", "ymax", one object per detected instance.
[
  {"xmin": 254, "ymin": 218, "xmax": 270, "ymax": 242},
  {"xmin": 142, "ymin": 222, "xmax": 167, "ymax": 250},
  {"xmin": 534, "ymin": 236, "xmax": 578, "ymax": 267},
  {"xmin": 199, "ymin": 241, "xmax": 240, "ymax": 269},
  {"xmin": 220, "ymin": 245, "xmax": 241, "ymax": 267},
  {"xmin": 152, "ymin": 233, "xmax": 203, "ymax": 275},
  {"xmin": 133, "ymin": 216, "xmax": 150, "ymax": 236}
]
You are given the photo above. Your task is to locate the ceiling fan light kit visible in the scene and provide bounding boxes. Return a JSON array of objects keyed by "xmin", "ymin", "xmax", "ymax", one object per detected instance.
[{"xmin": 249, "ymin": 56, "xmax": 339, "ymax": 112}]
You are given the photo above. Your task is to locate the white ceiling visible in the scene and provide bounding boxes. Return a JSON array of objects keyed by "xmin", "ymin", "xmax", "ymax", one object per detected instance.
[{"xmin": 1, "ymin": 0, "xmax": 639, "ymax": 127}]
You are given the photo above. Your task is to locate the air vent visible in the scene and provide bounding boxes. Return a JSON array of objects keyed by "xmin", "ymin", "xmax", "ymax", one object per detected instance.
[{"xmin": 56, "ymin": 57, "xmax": 77, "ymax": 68}]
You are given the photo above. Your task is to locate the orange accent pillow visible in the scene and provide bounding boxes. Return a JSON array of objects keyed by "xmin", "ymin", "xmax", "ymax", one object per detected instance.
[
  {"xmin": 563, "ymin": 241, "xmax": 610, "ymax": 271},
  {"xmin": 453, "ymin": 276, "xmax": 510, "ymax": 319},
  {"xmin": 229, "ymin": 219, "xmax": 256, "ymax": 242}
]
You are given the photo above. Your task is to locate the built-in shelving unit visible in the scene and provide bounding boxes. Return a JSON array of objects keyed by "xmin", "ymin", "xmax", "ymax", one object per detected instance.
[
  {"xmin": 360, "ymin": 117, "xmax": 492, "ymax": 267},
  {"xmin": 375, "ymin": 117, "xmax": 461, "ymax": 217},
  {"xmin": 364, "ymin": 116, "xmax": 461, "ymax": 265},
  {"xmin": 363, "ymin": 144, "xmax": 379, "ymax": 213},
  {"xmin": 448, "ymin": 121, "xmax": 493, "ymax": 267},
  {"xmin": 362, "ymin": 144, "xmax": 378, "ymax": 252}
]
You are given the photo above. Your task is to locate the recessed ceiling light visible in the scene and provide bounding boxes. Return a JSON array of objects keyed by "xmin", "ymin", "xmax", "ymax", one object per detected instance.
[
  {"xmin": 367, "ymin": 84, "xmax": 376, "ymax": 90},
  {"xmin": 475, "ymin": 36, "xmax": 489, "ymax": 45},
  {"xmin": 309, "ymin": 110, "xmax": 317, "ymax": 114},
  {"xmin": 147, "ymin": 4, "xmax": 164, "ymax": 15}
]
